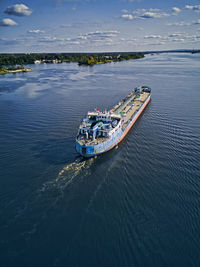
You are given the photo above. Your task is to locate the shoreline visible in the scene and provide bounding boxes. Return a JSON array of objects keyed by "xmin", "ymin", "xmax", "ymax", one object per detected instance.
[{"xmin": 0, "ymin": 68, "xmax": 32, "ymax": 75}]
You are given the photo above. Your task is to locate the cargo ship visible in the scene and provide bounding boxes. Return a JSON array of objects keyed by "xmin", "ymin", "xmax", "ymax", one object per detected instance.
[{"xmin": 76, "ymin": 86, "xmax": 151, "ymax": 157}]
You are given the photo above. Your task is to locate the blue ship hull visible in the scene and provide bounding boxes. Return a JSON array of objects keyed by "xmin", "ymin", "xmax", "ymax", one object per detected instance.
[{"xmin": 76, "ymin": 94, "xmax": 151, "ymax": 157}]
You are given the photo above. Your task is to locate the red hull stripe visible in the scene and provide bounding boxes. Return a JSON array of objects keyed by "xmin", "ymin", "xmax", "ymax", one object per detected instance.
[{"xmin": 104, "ymin": 96, "xmax": 151, "ymax": 153}]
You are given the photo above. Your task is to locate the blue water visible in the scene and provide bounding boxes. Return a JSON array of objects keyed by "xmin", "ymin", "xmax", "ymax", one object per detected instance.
[{"xmin": 0, "ymin": 53, "xmax": 200, "ymax": 267}]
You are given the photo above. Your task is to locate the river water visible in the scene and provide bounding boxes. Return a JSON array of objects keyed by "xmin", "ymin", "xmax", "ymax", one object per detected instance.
[{"xmin": 0, "ymin": 53, "xmax": 200, "ymax": 267}]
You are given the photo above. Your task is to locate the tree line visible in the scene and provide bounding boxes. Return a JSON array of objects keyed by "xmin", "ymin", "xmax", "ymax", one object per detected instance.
[{"xmin": 0, "ymin": 52, "xmax": 145, "ymax": 66}]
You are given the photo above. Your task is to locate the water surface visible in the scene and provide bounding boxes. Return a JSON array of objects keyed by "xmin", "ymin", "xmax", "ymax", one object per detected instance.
[{"xmin": 0, "ymin": 53, "xmax": 200, "ymax": 267}]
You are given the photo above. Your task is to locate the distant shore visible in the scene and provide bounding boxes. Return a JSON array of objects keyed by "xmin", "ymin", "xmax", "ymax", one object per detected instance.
[
  {"xmin": 0, "ymin": 52, "xmax": 145, "ymax": 67},
  {"xmin": 0, "ymin": 50, "xmax": 199, "ymax": 70},
  {"xmin": 78, "ymin": 53, "xmax": 144, "ymax": 66}
]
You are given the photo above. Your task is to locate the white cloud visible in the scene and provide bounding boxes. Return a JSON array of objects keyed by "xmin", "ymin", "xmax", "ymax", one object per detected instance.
[
  {"xmin": 159, "ymin": 32, "xmax": 200, "ymax": 43},
  {"xmin": 28, "ymin": 30, "xmax": 45, "ymax": 34},
  {"xmin": 167, "ymin": 19, "xmax": 200, "ymax": 26},
  {"xmin": 76, "ymin": 36, "xmax": 87, "ymax": 40},
  {"xmin": 166, "ymin": 21, "xmax": 189, "ymax": 26},
  {"xmin": 172, "ymin": 7, "xmax": 181, "ymax": 13},
  {"xmin": 168, "ymin": 33, "xmax": 183, "ymax": 37},
  {"xmin": 132, "ymin": 8, "xmax": 146, "ymax": 15},
  {"xmin": 121, "ymin": 14, "xmax": 134, "ymax": 20},
  {"xmin": 85, "ymin": 30, "xmax": 119, "ymax": 38},
  {"xmin": 185, "ymin": 5, "xmax": 200, "ymax": 12},
  {"xmin": 92, "ymin": 38, "xmax": 113, "ymax": 43},
  {"xmin": 67, "ymin": 41, "xmax": 80, "ymax": 45},
  {"xmin": 172, "ymin": 38, "xmax": 185, "ymax": 42},
  {"xmin": 38, "ymin": 36, "xmax": 64, "ymax": 43},
  {"xmin": 155, "ymin": 41, "xmax": 165, "ymax": 45},
  {"xmin": 194, "ymin": 19, "xmax": 200, "ymax": 25},
  {"xmin": 36, "ymin": 30, "xmax": 119, "ymax": 47},
  {"xmin": 4, "ymin": 4, "xmax": 32, "ymax": 16},
  {"xmin": 121, "ymin": 9, "xmax": 128, "ymax": 13},
  {"xmin": 126, "ymin": 8, "xmax": 170, "ymax": 19},
  {"xmin": 144, "ymin": 35, "xmax": 162, "ymax": 39},
  {"xmin": 143, "ymin": 33, "xmax": 197, "ymax": 44},
  {"xmin": 141, "ymin": 11, "xmax": 169, "ymax": 18},
  {"xmin": 63, "ymin": 30, "xmax": 120, "ymax": 47},
  {"xmin": 0, "ymin": 18, "xmax": 18, "ymax": 26}
]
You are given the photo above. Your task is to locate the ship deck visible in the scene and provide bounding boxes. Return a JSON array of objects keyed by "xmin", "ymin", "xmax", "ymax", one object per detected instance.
[
  {"xmin": 113, "ymin": 91, "xmax": 150, "ymax": 130},
  {"xmin": 78, "ymin": 137, "xmax": 109, "ymax": 146}
]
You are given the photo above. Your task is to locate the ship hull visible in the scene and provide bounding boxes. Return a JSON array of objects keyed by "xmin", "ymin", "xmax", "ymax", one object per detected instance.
[{"xmin": 76, "ymin": 94, "xmax": 151, "ymax": 157}]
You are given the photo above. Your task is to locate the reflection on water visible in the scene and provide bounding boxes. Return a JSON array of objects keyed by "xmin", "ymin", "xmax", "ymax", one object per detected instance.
[{"xmin": 0, "ymin": 53, "xmax": 200, "ymax": 267}]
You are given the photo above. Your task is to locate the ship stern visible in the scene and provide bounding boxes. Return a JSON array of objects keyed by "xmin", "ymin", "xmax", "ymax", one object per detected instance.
[{"xmin": 76, "ymin": 141, "xmax": 97, "ymax": 157}]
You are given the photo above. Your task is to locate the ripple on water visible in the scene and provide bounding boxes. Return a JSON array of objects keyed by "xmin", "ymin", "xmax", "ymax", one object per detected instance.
[{"xmin": 0, "ymin": 54, "xmax": 200, "ymax": 267}]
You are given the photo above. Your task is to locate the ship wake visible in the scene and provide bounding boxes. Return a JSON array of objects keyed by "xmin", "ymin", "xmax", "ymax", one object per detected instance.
[{"xmin": 39, "ymin": 157, "xmax": 95, "ymax": 194}]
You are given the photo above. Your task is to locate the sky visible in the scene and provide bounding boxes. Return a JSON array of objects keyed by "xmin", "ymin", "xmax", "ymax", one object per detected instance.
[{"xmin": 0, "ymin": 0, "xmax": 200, "ymax": 53}]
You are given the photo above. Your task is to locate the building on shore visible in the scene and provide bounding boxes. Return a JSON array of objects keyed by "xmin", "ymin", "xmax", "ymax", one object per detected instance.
[
  {"xmin": 34, "ymin": 60, "xmax": 42, "ymax": 64},
  {"xmin": 34, "ymin": 59, "xmax": 62, "ymax": 64}
]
